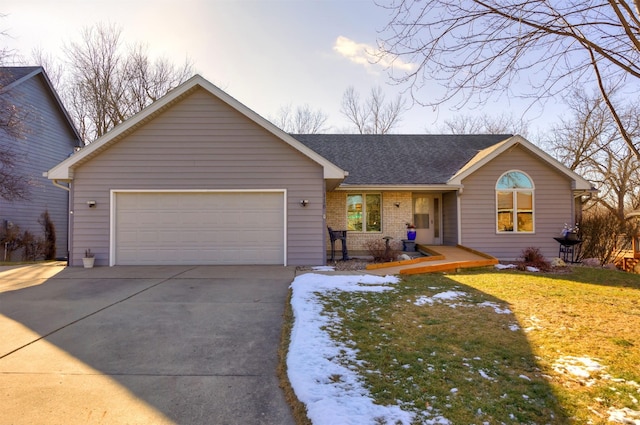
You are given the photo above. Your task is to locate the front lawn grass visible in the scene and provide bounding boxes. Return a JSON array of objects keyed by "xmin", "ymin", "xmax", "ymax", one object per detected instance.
[{"xmin": 319, "ymin": 266, "xmax": 640, "ymax": 424}]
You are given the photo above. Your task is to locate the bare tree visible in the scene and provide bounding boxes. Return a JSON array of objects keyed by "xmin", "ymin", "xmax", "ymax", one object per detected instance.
[
  {"xmin": 548, "ymin": 90, "xmax": 640, "ymax": 222},
  {"xmin": 439, "ymin": 113, "xmax": 528, "ymax": 136},
  {"xmin": 271, "ymin": 104, "xmax": 330, "ymax": 133},
  {"xmin": 377, "ymin": 0, "xmax": 640, "ymax": 157},
  {"xmin": 62, "ymin": 23, "xmax": 192, "ymax": 143},
  {"xmin": 30, "ymin": 47, "xmax": 64, "ymax": 88},
  {"xmin": 340, "ymin": 86, "xmax": 406, "ymax": 134},
  {"xmin": 0, "ymin": 150, "xmax": 30, "ymax": 201}
]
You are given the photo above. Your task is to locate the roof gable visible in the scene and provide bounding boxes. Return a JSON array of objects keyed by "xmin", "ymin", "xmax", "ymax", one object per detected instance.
[
  {"xmin": 448, "ymin": 135, "xmax": 594, "ymax": 191},
  {"xmin": 46, "ymin": 74, "xmax": 346, "ymax": 181},
  {"xmin": 0, "ymin": 66, "xmax": 42, "ymax": 87},
  {"xmin": 0, "ymin": 66, "xmax": 82, "ymax": 144}
]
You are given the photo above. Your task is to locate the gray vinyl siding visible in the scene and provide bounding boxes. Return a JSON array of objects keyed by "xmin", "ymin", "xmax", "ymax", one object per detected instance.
[
  {"xmin": 0, "ymin": 73, "xmax": 78, "ymax": 260},
  {"xmin": 459, "ymin": 145, "xmax": 574, "ymax": 260},
  {"xmin": 442, "ymin": 191, "xmax": 458, "ymax": 245},
  {"xmin": 70, "ymin": 88, "xmax": 325, "ymax": 266}
]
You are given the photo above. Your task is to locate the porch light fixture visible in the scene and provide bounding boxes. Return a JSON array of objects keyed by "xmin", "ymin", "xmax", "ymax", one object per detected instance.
[
  {"xmin": 394, "ymin": 202, "xmax": 400, "ymax": 208},
  {"xmin": 87, "ymin": 200, "xmax": 97, "ymax": 208},
  {"xmin": 300, "ymin": 199, "xmax": 309, "ymax": 207}
]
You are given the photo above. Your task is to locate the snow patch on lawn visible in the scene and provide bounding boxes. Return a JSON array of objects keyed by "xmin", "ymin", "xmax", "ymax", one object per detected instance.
[
  {"xmin": 288, "ymin": 273, "xmax": 416, "ymax": 425},
  {"xmin": 478, "ymin": 301, "xmax": 512, "ymax": 314}
]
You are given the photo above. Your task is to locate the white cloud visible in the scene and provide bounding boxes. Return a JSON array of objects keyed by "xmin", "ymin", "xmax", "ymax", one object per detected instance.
[{"xmin": 333, "ymin": 35, "xmax": 415, "ymax": 72}]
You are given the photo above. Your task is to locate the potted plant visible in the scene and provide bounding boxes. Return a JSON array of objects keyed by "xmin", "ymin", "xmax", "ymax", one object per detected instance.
[
  {"xmin": 406, "ymin": 223, "xmax": 417, "ymax": 241},
  {"xmin": 83, "ymin": 249, "xmax": 95, "ymax": 268}
]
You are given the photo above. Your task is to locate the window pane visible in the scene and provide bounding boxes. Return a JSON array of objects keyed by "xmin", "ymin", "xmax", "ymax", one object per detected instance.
[
  {"xmin": 517, "ymin": 191, "xmax": 532, "ymax": 209},
  {"xmin": 497, "ymin": 171, "xmax": 533, "ymax": 189},
  {"xmin": 517, "ymin": 212, "xmax": 533, "ymax": 231},
  {"xmin": 497, "ymin": 191, "xmax": 514, "ymax": 232},
  {"xmin": 517, "ymin": 191, "xmax": 533, "ymax": 231},
  {"xmin": 413, "ymin": 195, "xmax": 430, "ymax": 228},
  {"xmin": 347, "ymin": 195, "xmax": 362, "ymax": 231},
  {"xmin": 366, "ymin": 194, "xmax": 381, "ymax": 232}
]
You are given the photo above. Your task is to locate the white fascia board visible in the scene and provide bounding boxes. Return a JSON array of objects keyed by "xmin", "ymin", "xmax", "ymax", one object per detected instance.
[
  {"xmin": 334, "ymin": 184, "xmax": 460, "ymax": 192},
  {"xmin": 448, "ymin": 135, "xmax": 594, "ymax": 191}
]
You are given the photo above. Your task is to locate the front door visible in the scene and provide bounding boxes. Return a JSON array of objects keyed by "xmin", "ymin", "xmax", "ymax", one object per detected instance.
[{"xmin": 412, "ymin": 194, "xmax": 441, "ymax": 245}]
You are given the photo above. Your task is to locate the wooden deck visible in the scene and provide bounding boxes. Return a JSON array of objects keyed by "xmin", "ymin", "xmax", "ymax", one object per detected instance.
[
  {"xmin": 365, "ymin": 245, "xmax": 498, "ymax": 275},
  {"xmin": 614, "ymin": 250, "xmax": 639, "ymax": 273}
]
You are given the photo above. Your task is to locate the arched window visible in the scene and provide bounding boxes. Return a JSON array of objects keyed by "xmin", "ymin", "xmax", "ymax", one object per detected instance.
[{"xmin": 496, "ymin": 171, "xmax": 534, "ymax": 233}]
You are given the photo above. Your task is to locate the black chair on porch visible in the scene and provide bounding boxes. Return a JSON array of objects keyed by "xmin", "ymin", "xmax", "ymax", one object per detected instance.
[{"xmin": 327, "ymin": 227, "xmax": 350, "ymax": 261}]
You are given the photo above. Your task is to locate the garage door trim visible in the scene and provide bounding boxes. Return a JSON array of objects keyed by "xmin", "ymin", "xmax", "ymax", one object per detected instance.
[{"xmin": 109, "ymin": 189, "xmax": 287, "ymax": 266}]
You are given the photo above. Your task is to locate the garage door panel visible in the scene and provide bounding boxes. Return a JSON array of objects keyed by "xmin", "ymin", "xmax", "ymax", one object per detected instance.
[{"xmin": 115, "ymin": 192, "xmax": 284, "ymax": 265}]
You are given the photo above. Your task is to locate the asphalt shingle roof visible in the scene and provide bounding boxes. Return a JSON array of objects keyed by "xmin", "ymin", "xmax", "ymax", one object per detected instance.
[
  {"xmin": 294, "ymin": 134, "xmax": 513, "ymax": 185},
  {"xmin": 0, "ymin": 66, "xmax": 41, "ymax": 87}
]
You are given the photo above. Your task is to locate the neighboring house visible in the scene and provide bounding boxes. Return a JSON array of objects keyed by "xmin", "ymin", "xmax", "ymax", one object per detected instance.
[
  {"xmin": 0, "ymin": 67, "xmax": 82, "ymax": 260},
  {"xmin": 46, "ymin": 74, "xmax": 593, "ymax": 266}
]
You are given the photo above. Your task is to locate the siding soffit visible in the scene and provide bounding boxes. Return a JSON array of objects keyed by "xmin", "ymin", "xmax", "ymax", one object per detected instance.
[
  {"xmin": 45, "ymin": 74, "xmax": 347, "ymax": 181},
  {"xmin": 448, "ymin": 135, "xmax": 595, "ymax": 191}
]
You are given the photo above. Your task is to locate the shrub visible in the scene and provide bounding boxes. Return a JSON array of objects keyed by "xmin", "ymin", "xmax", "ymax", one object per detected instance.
[
  {"xmin": 518, "ymin": 246, "xmax": 551, "ymax": 271},
  {"xmin": 38, "ymin": 210, "xmax": 56, "ymax": 260},
  {"xmin": 0, "ymin": 222, "xmax": 21, "ymax": 261},
  {"xmin": 365, "ymin": 238, "xmax": 402, "ymax": 263},
  {"xmin": 20, "ymin": 230, "xmax": 44, "ymax": 261},
  {"xmin": 579, "ymin": 209, "xmax": 638, "ymax": 265}
]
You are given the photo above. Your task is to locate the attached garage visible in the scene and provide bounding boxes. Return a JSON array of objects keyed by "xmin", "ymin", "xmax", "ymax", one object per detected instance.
[
  {"xmin": 113, "ymin": 191, "xmax": 285, "ymax": 266},
  {"xmin": 46, "ymin": 75, "xmax": 346, "ymax": 267}
]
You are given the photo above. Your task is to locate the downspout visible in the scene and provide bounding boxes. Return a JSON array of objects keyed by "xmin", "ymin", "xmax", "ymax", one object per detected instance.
[
  {"xmin": 51, "ymin": 179, "xmax": 71, "ymax": 265},
  {"xmin": 52, "ymin": 179, "xmax": 70, "ymax": 192},
  {"xmin": 457, "ymin": 187, "xmax": 463, "ymax": 245}
]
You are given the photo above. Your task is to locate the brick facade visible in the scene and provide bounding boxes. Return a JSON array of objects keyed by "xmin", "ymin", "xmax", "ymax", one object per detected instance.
[{"xmin": 325, "ymin": 191, "xmax": 415, "ymax": 251}]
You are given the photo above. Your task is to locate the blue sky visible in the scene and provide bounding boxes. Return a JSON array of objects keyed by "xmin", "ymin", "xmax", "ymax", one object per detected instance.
[{"xmin": 2, "ymin": 0, "xmax": 560, "ymax": 134}]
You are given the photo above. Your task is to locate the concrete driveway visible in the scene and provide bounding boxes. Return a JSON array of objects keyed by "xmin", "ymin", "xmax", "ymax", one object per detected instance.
[{"xmin": 0, "ymin": 263, "xmax": 297, "ymax": 425}]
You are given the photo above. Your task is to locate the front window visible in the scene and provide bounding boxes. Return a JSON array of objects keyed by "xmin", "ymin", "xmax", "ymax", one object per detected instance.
[
  {"xmin": 347, "ymin": 194, "xmax": 381, "ymax": 232},
  {"xmin": 496, "ymin": 171, "xmax": 534, "ymax": 233}
]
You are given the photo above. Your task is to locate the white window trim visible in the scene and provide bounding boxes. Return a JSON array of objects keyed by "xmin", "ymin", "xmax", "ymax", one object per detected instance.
[
  {"xmin": 495, "ymin": 171, "xmax": 535, "ymax": 234},
  {"xmin": 346, "ymin": 193, "xmax": 382, "ymax": 233}
]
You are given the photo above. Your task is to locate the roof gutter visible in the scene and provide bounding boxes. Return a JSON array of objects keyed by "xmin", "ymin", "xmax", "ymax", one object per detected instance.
[
  {"xmin": 43, "ymin": 171, "xmax": 71, "ymax": 192},
  {"xmin": 333, "ymin": 184, "xmax": 461, "ymax": 192},
  {"xmin": 573, "ymin": 187, "xmax": 598, "ymax": 199}
]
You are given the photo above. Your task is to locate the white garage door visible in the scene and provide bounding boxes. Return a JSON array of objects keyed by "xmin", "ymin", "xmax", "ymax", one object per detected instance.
[{"xmin": 114, "ymin": 192, "xmax": 285, "ymax": 265}]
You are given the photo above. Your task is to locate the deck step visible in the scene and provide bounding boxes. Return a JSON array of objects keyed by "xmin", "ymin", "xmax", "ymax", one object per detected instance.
[{"xmin": 366, "ymin": 245, "xmax": 498, "ymax": 275}]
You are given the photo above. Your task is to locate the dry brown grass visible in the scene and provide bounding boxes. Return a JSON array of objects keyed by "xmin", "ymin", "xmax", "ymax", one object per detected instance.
[{"xmin": 447, "ymin": 267, "xmax": 640, "ymax": 423}]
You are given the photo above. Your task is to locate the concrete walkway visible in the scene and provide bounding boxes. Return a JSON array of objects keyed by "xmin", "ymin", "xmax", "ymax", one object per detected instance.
[{"xmin": 0, "ymin": 264, "xmax": 296, "ymax": 425}]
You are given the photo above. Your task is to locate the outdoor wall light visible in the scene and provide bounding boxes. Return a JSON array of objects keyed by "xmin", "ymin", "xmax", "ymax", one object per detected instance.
[
  {"xmin": 300, "ymin": 199, "xmax": 309, "ymax": 207},
  {"xmin": 87, "ymin": 200, "xmax": 97, "ymax": 208},
  {"xmin": 394, "ymin": 202, "xmax": 401, "ymax": 208}
]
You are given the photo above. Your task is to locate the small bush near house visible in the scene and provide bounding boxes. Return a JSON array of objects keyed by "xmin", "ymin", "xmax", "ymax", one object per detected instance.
[
  {"xmin": 0, "ymin": 222, "xmax": 21, "ymax": 261},
  {"xmin": 365, "ymin": 238, "xmax": 402, "ymax": 263},
  {"xmin": 518, "ymin": 246, "xmax": 551, "ymax": 271},
  {"xmin": 38, "ymin": 210, "xmax": 56, "ymax": 260},
  {"xmin": 20, "ymin": 230, "xmax": 44, "ymax": 261}
]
